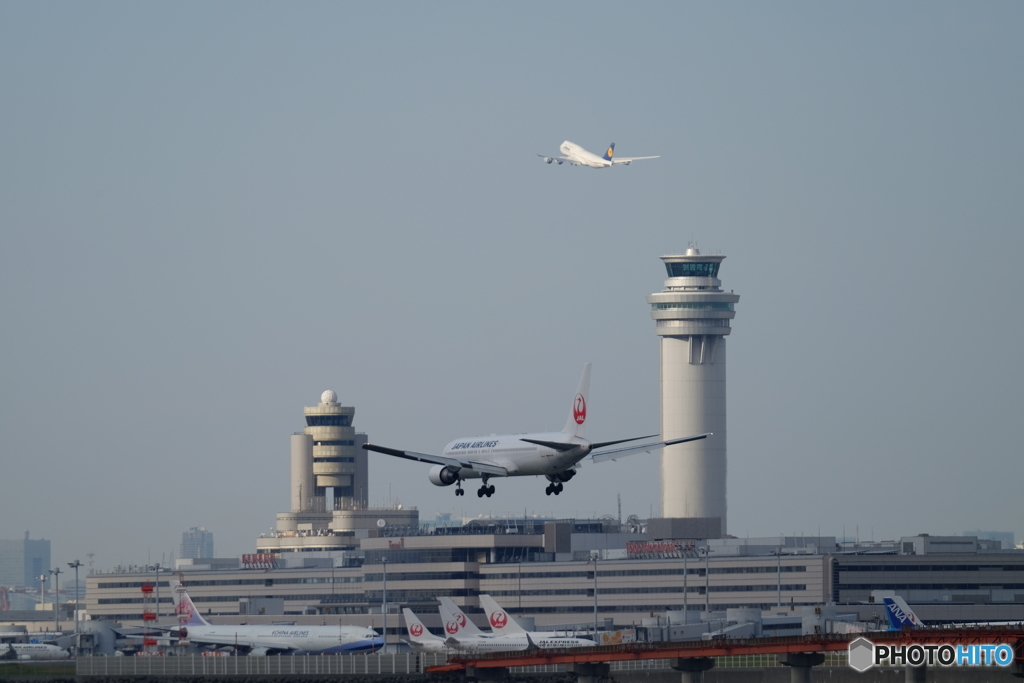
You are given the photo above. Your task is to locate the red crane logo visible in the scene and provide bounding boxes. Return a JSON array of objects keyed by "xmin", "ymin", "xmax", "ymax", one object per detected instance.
[
  {"xmin": 445, "ymin": 620, "xmax": 459, "ymax": 634},
  {"xmin": 573, "ymin": 394, "xmax": 587, "ymax": 424},
  {"xmin": 409, "ymin": 624, "xmax": 423, "ymax": 637},
  {"xmin": 489, "ymin": 611, "xmax": 509, "ymax": 628},
  {"xmin": 456, "ymin": 613, "xmax": 467, "ymax": 627}
]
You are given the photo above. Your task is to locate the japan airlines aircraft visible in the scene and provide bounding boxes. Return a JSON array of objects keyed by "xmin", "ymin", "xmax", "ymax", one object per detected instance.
[
  {"xmin": 0, "ymin": 643, "xmax": 70, "ymax": 660},
  {"xmin": 363, "ymin": 364, "xmax": 709, "ymax": 498},
  {"xmin": 440, "ymin": 600, "xmax": 594, "ymax": 650},
  {"xmin": 172, "ymin": 582, "xmax": 382, "ymax": 655},
  {"xmin": 538, "ymin": 141, "xmax": 658, "ymax": 167},
  {"xmin": 401, "ymin": 609, "xmax": 449, "ymax": 653},
  {"xmin": 478, "ymin": 594, "xmax": 593, "ymax": 645}
]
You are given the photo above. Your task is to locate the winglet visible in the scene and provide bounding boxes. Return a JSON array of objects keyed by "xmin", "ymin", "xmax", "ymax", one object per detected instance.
[
  {"xmin": 562, "ymin": 364, "xmax": 592, "ymax": 438},
  {"xmin": 602, "ymin": 143, "xmax": 615, "ymax": 161}
]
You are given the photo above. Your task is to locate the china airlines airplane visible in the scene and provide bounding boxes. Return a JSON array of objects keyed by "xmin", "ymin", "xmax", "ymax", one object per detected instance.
[
  {"xmin": 170, "ymin": 582, "xmax": 382, "ymax": 655},
  {"xmin": 363, "ymin": 364, "xmax": 709, "ymax": 498},
  {"xmin": 538, "ymin": 141, "xmax": 658, "ymax": 167}
]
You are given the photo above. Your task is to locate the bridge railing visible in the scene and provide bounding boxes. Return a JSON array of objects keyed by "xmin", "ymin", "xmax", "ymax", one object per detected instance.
[{"xmin": 77, "ymin": 652, "xmax": 449, "ymax": 677}]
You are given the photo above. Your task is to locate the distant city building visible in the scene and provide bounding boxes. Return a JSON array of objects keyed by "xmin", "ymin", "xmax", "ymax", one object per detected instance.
[
  {"xmin": 966, "ymin": 530, "xmax": 1015, "ymax": 549},
  {"xmin": 180, "ymin": 527, "xmax": 214, "ymax": 559},
  {"xmin": 0, "ymin": 532, "xmax": 51, "ymax": 588}
]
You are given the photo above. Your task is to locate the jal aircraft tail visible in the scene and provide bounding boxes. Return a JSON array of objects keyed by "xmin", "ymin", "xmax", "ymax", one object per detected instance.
[
  {"xmin": 602, "ymin": 143, "xmax": 615, "ymax": 161},
  {"xmin": 437, "ymin": 596, "xmax": 485, "ymax": 637},
  {"xmin": 402, "ymin": 608, "xmax": 443, "ymax": 644},
  {"xmin": 883, "ymin": 596, "xmax": 926, "ymax": 630},
  {"xmin": 173, "ymin": 581, "xmax": 211, "ymax": 627},
  {"xmin": 561, "ymin": 363, "xmax": 592, "ymax": 439},
  {"xmin": 479, "ymin": 594, "xmax": 526, "ymax": 635}
]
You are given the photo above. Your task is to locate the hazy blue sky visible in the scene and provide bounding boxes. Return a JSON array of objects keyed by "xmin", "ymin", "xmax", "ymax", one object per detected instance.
[{"xmin": 2, "ymin": 2, "xmax": 1022, "ymax": 573}]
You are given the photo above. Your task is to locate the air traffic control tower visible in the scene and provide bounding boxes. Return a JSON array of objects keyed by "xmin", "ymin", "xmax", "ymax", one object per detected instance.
[{"xmin": 648, "ymin": 247, "xmax": 739, "ymax": 533}]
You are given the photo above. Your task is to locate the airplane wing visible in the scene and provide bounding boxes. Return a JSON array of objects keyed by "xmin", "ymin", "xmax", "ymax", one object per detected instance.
[
  {"xmin": 590, "ymin": 433, "xmax": 710, "ymax": 464},
  {"xmin": 537, "ymin": 154, "xmax": 577, "ymax": 165},
  {"xmin": 610, "ymin": 156, "xmax": 659, "ymax": 165},
  {"xmin": 362, "ymin": 444, "xmax": 508, "ymax": 476}
]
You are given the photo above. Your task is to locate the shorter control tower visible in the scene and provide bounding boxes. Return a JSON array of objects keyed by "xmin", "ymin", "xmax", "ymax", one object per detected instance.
[{"xmin": 648, "ymin": 247, "xmax": 739, "ymax": 533}]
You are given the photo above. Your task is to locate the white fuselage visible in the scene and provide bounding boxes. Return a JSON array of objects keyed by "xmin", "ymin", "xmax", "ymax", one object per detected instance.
[
  {"xmin": 442, "ymin": 432, "xmax": 589, "ymax": 479},
  {"xmin": 183, "ymin": 624, "xmax": 382, "ymax": 654},
  {"xmin": 559, "ymin": 141, "xmax": 612, "ymax": 168},
  {"xmin": 3, "ymin": 643, "xmax": 70, "ymax": 660},
  {"xmin": 449, "ymin": 634, "xmax": 594, "ymax": 652}
]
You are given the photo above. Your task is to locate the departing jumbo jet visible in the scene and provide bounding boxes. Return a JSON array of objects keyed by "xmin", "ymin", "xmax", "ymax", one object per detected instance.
[
  {"xmin": 538, "ymin": 141, "xmax": 658, "ymax": 167},
  {"xmin": 362, "ymin": 364, "xmax": 709, "ymax": 498}
]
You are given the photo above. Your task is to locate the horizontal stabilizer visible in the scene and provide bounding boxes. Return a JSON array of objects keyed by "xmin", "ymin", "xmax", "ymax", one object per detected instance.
[{"xmin": 519, "ymin": 438, "xmax": 577, "ymax": 452}]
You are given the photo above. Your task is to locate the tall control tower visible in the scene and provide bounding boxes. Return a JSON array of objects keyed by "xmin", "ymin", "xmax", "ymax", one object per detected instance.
[{"xmin": 648, "ymin": 247, "xmax": 739, "ymax": 532}]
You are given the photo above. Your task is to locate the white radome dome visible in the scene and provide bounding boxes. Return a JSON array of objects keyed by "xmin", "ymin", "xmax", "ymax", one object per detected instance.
[{"xmin": 321, "ymin": 390, "xmax": 338, "ymax": 403}]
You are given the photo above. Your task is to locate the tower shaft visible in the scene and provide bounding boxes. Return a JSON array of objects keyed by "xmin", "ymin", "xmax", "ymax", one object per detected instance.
[{"xmin": 648, "ymin": 248, "xmax": 739, "ymax": 532}]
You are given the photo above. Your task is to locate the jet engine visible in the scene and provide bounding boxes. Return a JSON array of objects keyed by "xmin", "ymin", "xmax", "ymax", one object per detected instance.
[
  {"xmin": 544, "ymin": 157, "xmax": 553, "ymax": 164},
  {"xmin": 428, "ymin": 465, "xmax": 460, "ymax": 487},
  {"xmin": 546, "ymin": 469, "xmax": 577, "ymax": 483}
]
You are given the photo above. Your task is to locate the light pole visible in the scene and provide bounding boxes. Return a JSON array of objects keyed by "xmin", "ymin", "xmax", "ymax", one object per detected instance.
[
  {"xmin": 67, "ymin": 560, "xmax": 82, "ymax": 634},
  {"xmin": 589, "ymin": 553, "xmax": 599, "ymax": 640},
  {"xmin": 151, "ymin": 564, "xmax": 161, "ymax": 620},
  {"xmin": 50, "ymin": 567, "xmax": 62, "ymax": 632},
  {"xmin": 683, "ymin": 549, "xmax": 688, "ymax": 616},
  {"xmin": 698, "ymin": 546, "xmax": 710, "ymax": 614},
  {"xmin": 381, "ymin": 558, "xmax": 388, "ymax": 654},
  {"xmin": 774, "ymin": 548, "xmax": 782, "ymax": 607}
]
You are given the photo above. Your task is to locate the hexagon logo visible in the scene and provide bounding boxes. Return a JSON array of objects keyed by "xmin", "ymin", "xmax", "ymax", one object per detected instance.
[{"xmin": 848, "ymin": 637, "xmax": 875, "ymax": 672}]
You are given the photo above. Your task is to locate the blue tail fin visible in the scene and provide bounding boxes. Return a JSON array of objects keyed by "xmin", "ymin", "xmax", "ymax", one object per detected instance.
[
  {"xmin": 883, "ymin": 597, "xmax": 924, "ymax": 630},
  {"xmin": 602, "ymin": 143, "xmax": 615, "ymax": 161}
]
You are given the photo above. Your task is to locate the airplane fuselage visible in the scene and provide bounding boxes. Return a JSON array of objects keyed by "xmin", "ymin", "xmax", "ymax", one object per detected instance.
[
  {"xmin": 183, "ymin": 625, "xmax": 382, "ymax": 654},
  {"xmin": 558, "ymin": 141, "xmax": 613, "ymax": 168},
  {"xmin": 2, "ymin": 643, "xmax": 70, "ymax": 660},
  {"xmin": 441, "ymin": 431, "xmax": 590, "ymax": 479},
  {"xmin": 449, "ymin": 634, "xmax": 594, "ymax": 652}
]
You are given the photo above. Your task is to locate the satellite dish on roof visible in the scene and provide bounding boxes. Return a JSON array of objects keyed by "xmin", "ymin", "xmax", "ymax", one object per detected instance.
[{"xmin": 377, "ymin": 519, "xmax": 387, "ymax": 528}]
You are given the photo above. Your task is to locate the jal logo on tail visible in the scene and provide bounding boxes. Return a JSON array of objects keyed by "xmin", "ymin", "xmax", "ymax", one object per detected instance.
[
  {"xmin": 455, "ymin": 613, "xmax": 467, "ymax": 627},
  {"xmin": 489, "ymin": 611, "xmax": 508, "ymax": 628},
  {"xmin": 445, "ymin": 621, "xmax": 459, "ymax": 634},
  {"xmin": 573, "ymin": 394, "xmax": 586, "ymax": 424},
  {"xmin": 409, "ymin": 624, "xmax": 423, "ymax": 637}
]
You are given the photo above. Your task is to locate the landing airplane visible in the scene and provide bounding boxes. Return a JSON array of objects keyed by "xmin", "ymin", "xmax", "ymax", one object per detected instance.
[
  {"xmin": 539, "ymin": 141, "xmax": 658, "ymax": 167},
  {"xmin": 363, "ymin": 364, "xmax": 709, "ymax": 498},
  {"xmin": 0, "ymin": 643, "xmax": 70, "ymax": 660},
  {"xmin": 170, "ymin": 582, "xmax": 382, "ymax": 655}
]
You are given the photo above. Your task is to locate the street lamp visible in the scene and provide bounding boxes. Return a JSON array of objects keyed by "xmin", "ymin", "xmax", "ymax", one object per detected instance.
[
  {"xmin": 381, "ymin": 557, "xmax": 388, "ymax": 654},
  {"xmin": 589, "ymin": 553, "xmax": 599, "ymax": 640},
  {"xmin": 49, "ymin": 567, "xmax": 62, "ymax": 632},
  {"xmin": 67, "ymin": 560, "xmax": 82, "ymax": 634}
]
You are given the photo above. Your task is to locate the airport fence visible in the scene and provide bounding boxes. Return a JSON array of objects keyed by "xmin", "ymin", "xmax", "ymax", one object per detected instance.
[{"xmin": 77, "ymin": 652, "xmax": 449, "ymax": 677}]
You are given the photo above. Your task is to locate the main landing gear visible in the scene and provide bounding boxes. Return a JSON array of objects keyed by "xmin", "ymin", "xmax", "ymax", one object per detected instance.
[
  {"xmin": 477, "ymin": 476, "xmax": 495, "ymax": 498},
  {"xmin": 455, "ymin": 481, "xmax": 465, "ymax": 496},
  {"xmin": 545, "ymin": 482, "xmax": 563, "ymax": 496}
]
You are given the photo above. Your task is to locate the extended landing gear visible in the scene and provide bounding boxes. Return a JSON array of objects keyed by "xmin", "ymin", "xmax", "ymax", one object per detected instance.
[
  {"xmin": 545, "ymin": 482, "xmax": 564, "ymax": 496},
  {"xmin": 455, "ymin": 481, "xmax": 465, "ymax": 496},
  {"xmin": 477, "ymin": 484, "xmax": 496, "ymax": 498}
]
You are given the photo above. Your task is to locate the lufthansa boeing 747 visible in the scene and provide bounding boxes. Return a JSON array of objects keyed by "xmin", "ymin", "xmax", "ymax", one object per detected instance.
[{"xmin": 539, "ymin": 141, "xmax": 658, "ymax": 167}]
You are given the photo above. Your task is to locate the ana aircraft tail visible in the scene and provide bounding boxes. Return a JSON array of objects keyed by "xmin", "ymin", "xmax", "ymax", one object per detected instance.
[
  {"xmin": 479, "ymin": 594, "xmax": 526, "ymax": 635},
  {"xmin": 883, "ymin": 596, "xmax": 925, "ymax": 630},
  {"xmin": 561, "ymin": 363, "xmax": 592, "ymax": 438},
  {"xmin": 602, "ymin": 143, "xmax": 615, "ymax": 161},
  {"xmin": 173, "ymin": 582, "xmax": 211, "ymax": 627}
]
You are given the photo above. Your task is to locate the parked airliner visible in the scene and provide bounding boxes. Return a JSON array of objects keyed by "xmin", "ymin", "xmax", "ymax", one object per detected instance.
[
  {"xmin": 0, "ymin": 643, "xmax": 70, "ymax": 660},
  {"xmin": 538, "ymin": 141, "xmax": 658, "ymax": 167},
  {"xmin": 363, "ymin": 364, "xmax": 709, "ymax": 498},
  {"xmin": 440, "ymin": 600, "xmax": 593, "ymax": 650},
  {"xmin": 401, "ymin": 609, "xmax": 449, "ymax": 653},
  {"xmin": 479, "ymin": 594, "xmax": 593, "ymax": 644},
  {"xmin": 171, "ymin": 582, "xmax": 382, "ymax": 655}
]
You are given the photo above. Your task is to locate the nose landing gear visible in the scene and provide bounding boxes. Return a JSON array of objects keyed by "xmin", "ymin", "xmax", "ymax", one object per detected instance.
[
  {"xmin": 545, "ymin": 482, "xmax": 564, "ymax": 496},
  {"xmin": 455, "ymin": 481, "xmax": 464, "ymax": 496}
]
